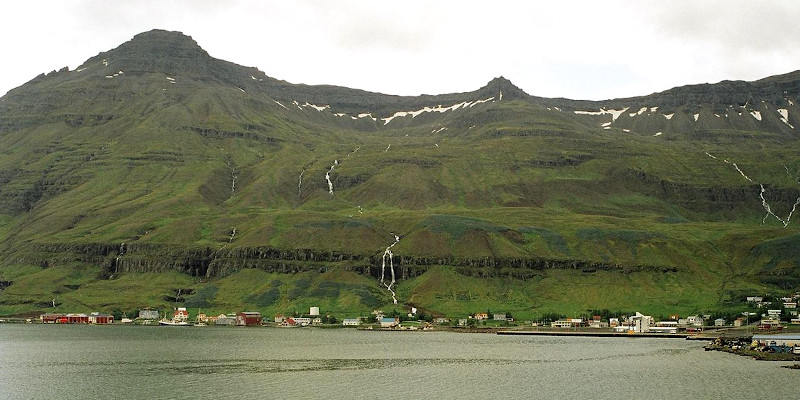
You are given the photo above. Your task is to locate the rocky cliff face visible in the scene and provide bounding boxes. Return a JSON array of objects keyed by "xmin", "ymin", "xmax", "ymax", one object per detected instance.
[{"xmin": 17, "ymin": 241, "xmax": 677, "ymax": 283}]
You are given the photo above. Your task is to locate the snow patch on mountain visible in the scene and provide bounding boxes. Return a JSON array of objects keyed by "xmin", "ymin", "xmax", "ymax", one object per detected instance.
[
  {"xmin": 778, "ymin": 109, "xmax": 794, "ymax": 128},
  {"xmin": 380, "ymin": 93, "xmax": 499, "ymax": 125},
  {"xmin": 302, "ymin": 102, "xmax": 330, "ymax": 112},
  {"xmin": 573, "ymin": 107, "xmax": 628, "ymax": 121}
]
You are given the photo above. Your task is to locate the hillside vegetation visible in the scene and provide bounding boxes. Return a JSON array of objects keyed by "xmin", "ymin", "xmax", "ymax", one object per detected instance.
[{"xmin": 0, "ymin": 30, "xmax": 798, "ymax": 319}]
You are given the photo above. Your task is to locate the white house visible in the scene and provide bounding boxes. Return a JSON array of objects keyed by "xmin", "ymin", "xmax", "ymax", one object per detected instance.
[
  {"xmin": 686, "ymin": 315, "xmax": 704, "ymax": 327},
  {"xmin": 342, "ymin": 318, "xmax": 361, "ymax": 326}
]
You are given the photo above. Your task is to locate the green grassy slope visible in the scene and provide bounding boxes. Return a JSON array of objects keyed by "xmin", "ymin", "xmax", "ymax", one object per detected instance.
[{"xmin": 0, "ymin": 30, "xmax": 798, "ymax": 318}]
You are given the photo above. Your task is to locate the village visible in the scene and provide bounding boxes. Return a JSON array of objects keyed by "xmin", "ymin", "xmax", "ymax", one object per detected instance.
[{"xmin": 28, "ymin": 292, "xmax": 800, "ymax": 334}]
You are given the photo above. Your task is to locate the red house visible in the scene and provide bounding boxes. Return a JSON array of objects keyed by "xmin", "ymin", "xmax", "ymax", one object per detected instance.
[
  {"xmin": 236, "ymin": 312, "xmax": 261, "ymax": 326},
  {"xmin": 40, "ymin": 313, "xmax": 66, "ymax": 323}
]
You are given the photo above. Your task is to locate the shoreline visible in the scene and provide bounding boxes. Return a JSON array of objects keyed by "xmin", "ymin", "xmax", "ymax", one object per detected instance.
[{"xmin": 496, "ymin": 329, "xmax": 690, "ymax": 339}]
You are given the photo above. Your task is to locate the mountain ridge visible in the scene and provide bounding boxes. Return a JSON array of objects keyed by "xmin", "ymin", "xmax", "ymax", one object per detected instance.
[{"xmin": 0, "ymin": 29, "xmax": 798, "ymax": 319}]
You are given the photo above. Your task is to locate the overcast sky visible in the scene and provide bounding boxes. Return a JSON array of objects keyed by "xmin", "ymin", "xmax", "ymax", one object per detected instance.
[{"xmin": 3, "ymin": 1, "xmax": 800, "ymax": 100}]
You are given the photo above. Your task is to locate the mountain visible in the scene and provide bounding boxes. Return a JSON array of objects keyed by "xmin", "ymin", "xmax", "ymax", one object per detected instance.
[{"xmin": 0, "ymin": 29, "xmax": 798, "ymax": 319}]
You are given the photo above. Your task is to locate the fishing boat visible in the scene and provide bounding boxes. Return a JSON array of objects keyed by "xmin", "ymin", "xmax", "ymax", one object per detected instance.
[
  {"xmin": 159, "ymin": 307, "xmax": 190, "ymax": 326},
  {"xmin": 159, "ymin": 318, "xmax": 189, "ymax": 326}
]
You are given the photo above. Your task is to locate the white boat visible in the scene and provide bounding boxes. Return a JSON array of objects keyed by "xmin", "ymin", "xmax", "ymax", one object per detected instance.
[
  {"xmin": 159, "ymin": 308, "xmax": 190, "ymax": 326},
  {"xmin": 159, "ymin": 318, "xmax": 189, "ymax": 326}
]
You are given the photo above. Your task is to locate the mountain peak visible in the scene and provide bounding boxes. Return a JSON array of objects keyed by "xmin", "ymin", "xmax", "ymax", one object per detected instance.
[
  {"xmin": 478, "ymin": 76, "xmax": 529, "ymax": 100},
  {"xmin": 83, "ymin": 29, "xmax": 213, "ymax": 75}
]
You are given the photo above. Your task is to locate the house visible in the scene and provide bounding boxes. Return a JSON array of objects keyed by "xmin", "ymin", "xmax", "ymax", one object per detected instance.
[
  {"xmin": 758, "ymin": 319, "xmax": 783, "ymax": 330},
  {"xmin": 473, "ymin": 313, "xmax": 489, "ymax": 320},
  {"xmin": 458, "ymin": 319, "xmax": 468, "ymax": 326},
  {"xmin": 40, "ymin": 313, "xmax": 66, "ymax": 323},
  {"xmin": 274, "ymin": 314, "xmax": 286, "ymax": 324},
  {"xmin": 312, "ymin": 318, "xmax": 323, "ymax": 326},
  {"xmin": 310, "ymin": 307, "xmax": 320, "ymax": 316},
  {"xmin": 668, "ymin": 314, "xmax": 680, "ymax": 321},
  {"xmin": 791, "ymin": 318, "xmax": 800, "ymax": 325},
  {"xmin": 138, "ymin": 309, "xmax": 160, "ymax": 320},
  {"xmin": 685, "ymin": 315, "xmax": 704, "ymax": 327},
  {"xmin": 784, "ymin": 302, "xmax": 797, "ymax": 309},
  {"xmin": 434, "ymin": 317, "xmax": 451, "ymax": 325},
  {"xmin": 196, "ymin": 313, "xmax": 208, "ymax": 323},
  {"xmin": 88, "ymin": 312, "xmax": 114, "ymax": 324},
  {"xmin": 342, "ymin": 318, "xmax": 361, "ymax": 326},
  {"xmin": 380, "ymin": 317, "xmax": 399, "ymax": 328},
  {"xmin": 236, "ymin": 312, "xmax": 261, "ymax": 326},
  {"xmin": 215, "ymin": 314, "xmax": 236, "ymax": 325},
  {"xmin": 714, "ymin": 318, "xmax": 726, "ymax": 327},
  {"xmin": 767, "ymin": 309, "xmax": 782, "ymax": 318},
  {"xmin": 747, "ymin": 296, "xmax": 763, "ymax": 303},
  {"xmin": 493, "ymin": 313, "xmax": 507, "ymax": 321},
  {"xmin": 734, "ymin": 318, "xmax": 744, "ymax": 327},
  {"xmin": 609, "ymin": 318, "xmax": 620, "ymax": 327},
  {"xmin": 172, "ymin": 307, "xmax": 189, "ymax": 322}
]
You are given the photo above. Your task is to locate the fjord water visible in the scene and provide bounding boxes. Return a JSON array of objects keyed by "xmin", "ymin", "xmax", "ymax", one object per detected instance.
[{"xmin": 1, "ymin": 325, "xmax": 797, "ymax": 399}]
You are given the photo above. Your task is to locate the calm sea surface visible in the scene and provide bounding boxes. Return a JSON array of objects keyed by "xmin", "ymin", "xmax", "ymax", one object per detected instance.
[{"xmin": 0, "ymin": 324, "xmax": 797, "ymax": 399}]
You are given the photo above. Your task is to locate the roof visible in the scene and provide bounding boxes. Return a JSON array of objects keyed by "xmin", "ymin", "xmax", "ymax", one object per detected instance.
[
  {"xmin": 752, "ymin": 334, "xmax": 800, "ymax": 340},
  {"xmin": 381, "ymin": 317, "xmax": 397, "ymax": 322}
]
